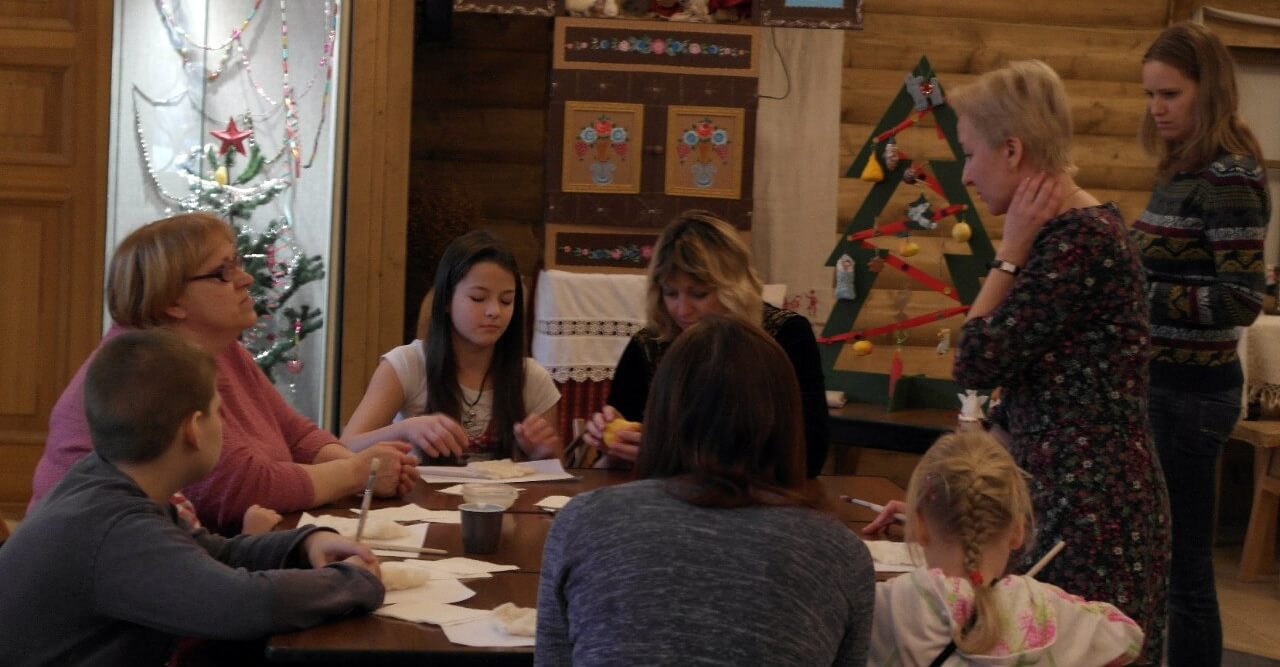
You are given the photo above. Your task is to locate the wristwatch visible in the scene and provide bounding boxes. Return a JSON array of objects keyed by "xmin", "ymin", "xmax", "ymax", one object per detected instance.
[{"xmin": 986, "ymin": 258, "xmax": 1021, "ymax": 276}]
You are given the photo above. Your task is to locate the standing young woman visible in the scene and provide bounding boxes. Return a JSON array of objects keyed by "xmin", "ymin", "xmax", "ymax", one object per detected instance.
[{"xmin": 1136, "ymin": 22, "xmax": 1269, "ymax": 666}]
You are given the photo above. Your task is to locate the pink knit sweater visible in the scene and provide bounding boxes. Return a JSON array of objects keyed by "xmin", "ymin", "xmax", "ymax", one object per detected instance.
[{"xmin": 30, "ymin": 325, "xmax": 336, "ymax": 533}]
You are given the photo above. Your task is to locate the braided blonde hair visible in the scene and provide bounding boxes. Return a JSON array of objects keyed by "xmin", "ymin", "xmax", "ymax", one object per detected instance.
[{"xmin": 904, "ymin": 429, "xmax": 1035, "ymax": 654}]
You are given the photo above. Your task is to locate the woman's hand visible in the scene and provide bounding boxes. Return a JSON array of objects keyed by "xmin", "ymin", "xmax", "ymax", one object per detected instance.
[
  {"xmin": 514, "ymin": 413, "xmax": 561, "ymax": 459},
  {"xmin": 999, "ymin": 173, "xmax": 1064, "ymax": 266},
  {"xmin": 302, "ymin": 531, "xmax": 382, "ymax": 578},
  {"xmin": 357, "ymin": 442, "xmax": 418, "ymax": 497},
  {"xmin": 585, "ymin": 406, "xmax": 642, "ymax": 463},
  {"xmin": 862, "ymin": 499, "xmax": 907, "ymax": 537},
  {"xmin": 396, "ymin": 414, "xmax": 469, "ymax": 460}
]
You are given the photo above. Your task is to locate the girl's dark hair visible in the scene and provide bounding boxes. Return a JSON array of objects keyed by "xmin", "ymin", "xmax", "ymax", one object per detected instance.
[
  {"xmin": 1141, "ymin": 22, "xmax": 1265, "ymax": 178},
  {"xmin": 634, "ymin": 314, "xmax": 819, "ymax": 508},
  {"xmin": 424, "ymin": 230, "xmax": 526, "ymax": 459}
]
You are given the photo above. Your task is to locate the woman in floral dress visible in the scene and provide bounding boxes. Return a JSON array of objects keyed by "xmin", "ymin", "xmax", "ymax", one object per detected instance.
[{"xmin": 949, "ymin": 61, "xmax": 1170, "ymax": 664}]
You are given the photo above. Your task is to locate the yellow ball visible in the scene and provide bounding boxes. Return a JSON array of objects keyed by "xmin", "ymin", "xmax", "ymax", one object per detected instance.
[
  {"xmin": 852, "ymin": 340, "xmax": 874, "ymax": 356},
  {"xmin": 214, "ymin": 165, "xmax": 229, "ymax": 186},
  {"xmin": 603, "ymin": 417, "xmax": 641, "ymax": 446},
  {"xmin": 898, "ymin": 239, "xmax": 920, "ymax": 257},
  {"xmin": 951, "ymin": 222, "xmax": 972, "ymax": 243}
]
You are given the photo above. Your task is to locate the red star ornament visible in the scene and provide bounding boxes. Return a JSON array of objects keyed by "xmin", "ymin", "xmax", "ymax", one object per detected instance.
[{"xmin": 211, "ymin": 117, "xmax": 253, "ymax": 156}]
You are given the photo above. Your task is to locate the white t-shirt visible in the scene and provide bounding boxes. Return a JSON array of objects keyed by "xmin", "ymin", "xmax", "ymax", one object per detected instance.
[{"xmin": 381, "ymin": 340, "xmax": 561, "ymax": 448}]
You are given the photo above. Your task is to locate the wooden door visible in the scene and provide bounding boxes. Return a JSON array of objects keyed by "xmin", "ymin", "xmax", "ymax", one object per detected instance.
[{"xmin": 0, "ymin": 2, "xmax": 113, "ymax": 505}]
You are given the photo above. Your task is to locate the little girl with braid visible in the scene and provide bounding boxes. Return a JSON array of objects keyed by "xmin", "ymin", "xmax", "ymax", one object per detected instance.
[{"xmin": 868, "ymin": 430, "xmax": 1144, "ymax": 666}]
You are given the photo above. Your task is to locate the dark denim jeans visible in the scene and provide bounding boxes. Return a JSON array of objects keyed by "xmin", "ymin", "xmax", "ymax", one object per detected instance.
[{"xmin": 1148, "ymin": 384, "xmax": 1242, "ymax": 667}]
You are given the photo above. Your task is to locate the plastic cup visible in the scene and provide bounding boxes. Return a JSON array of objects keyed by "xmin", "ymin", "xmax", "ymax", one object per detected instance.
[
  {"xmin": 461, "ymin": 483, "xmax": 519, "ymax": 510},
  {"xmin": 460, "ymin": 502, "xmax": 505, "ymax": 554}
]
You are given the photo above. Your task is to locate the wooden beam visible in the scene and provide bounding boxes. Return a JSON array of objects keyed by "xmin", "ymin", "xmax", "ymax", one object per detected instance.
[
  {"xmin": 338, "ymin": 0, "xmax": 415, "ymax": 429},
  {"xmin": 861, "ymin": 0, "xmax": 1167, "ymax": 28}
]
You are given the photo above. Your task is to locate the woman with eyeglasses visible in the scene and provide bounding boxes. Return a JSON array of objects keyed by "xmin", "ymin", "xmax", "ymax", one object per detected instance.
[{"xmin": 28, "ymin": 212, "xmax": 418, "ymax": 534}]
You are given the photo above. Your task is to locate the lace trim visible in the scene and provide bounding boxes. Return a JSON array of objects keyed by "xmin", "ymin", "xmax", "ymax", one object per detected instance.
[
  {"xmin": 546, "ymin": 366, "xmax": 617, "ymax": 383},
  {"xmin": 536, "ymin": 319, "xmax": 643, "ymax": 337}
]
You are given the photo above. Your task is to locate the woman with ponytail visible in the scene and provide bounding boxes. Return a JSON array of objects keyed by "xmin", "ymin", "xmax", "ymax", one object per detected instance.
[{"xmin": 869, "ymin": 430, "xmax": 1145, "ymax": 665}]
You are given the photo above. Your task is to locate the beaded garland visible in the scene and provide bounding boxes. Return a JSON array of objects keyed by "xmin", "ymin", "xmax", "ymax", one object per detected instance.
[{"xmin": 564, "ymin": 36, "xmax": 750, "ymax": 58}]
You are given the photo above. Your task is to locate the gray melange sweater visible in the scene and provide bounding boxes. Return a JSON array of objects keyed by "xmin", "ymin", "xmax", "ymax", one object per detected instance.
[
  {"xmin": 0, "ymin": 453, "xmax": 384, "ymax": 666},
  {"xmin": 535, "ymin": 478, "xmax": 875, "ymax": 665}
]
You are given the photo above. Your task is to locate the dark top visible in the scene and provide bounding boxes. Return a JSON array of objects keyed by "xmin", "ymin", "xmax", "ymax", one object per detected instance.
[
  {"xmin": 0, "ymin": 454, "xmax": 384, "ymax": 667},
  {"xmin": 1132, "ymin": 153, "xmax": 1268, "ymax": 392},
  {"xmin": 608, "ymin": 304, "xmax": 830, "ymax": 477},
  {"xmin": 535, "ymin": 478, "xmax": 875, "ymax": 665}
]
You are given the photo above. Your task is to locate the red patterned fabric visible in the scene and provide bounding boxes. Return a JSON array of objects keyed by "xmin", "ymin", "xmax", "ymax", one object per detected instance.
[{"xmin": 555, "ymin": 379, "xmax": 612, "ymax": 439}]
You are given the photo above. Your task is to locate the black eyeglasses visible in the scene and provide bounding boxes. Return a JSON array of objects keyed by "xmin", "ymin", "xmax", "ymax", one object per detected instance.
[{"xmin": 187, "ymin": 255, "xmax": 244, "ymax": 283}]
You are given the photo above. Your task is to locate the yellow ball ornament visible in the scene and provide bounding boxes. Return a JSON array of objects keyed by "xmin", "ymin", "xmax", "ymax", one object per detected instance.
[
  {"xmin": 852, "ymin": 339, "xmax": 874, "ymax": 356},
  {"xmin": 214, "ymin": 165, "xmax": 229, "ymax": 186},
  {"xmin": 951, "ymin": 222, "xmax": 972, "ymax": 243},
  {"xmin": 898, "ymin": 239, "xmax": 920, "ymax": 257}
]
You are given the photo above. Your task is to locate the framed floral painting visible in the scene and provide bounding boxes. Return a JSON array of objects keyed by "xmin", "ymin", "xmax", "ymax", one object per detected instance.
[
  {"xmin": 561, "ymin": 101, "xmax": 644, "ymax": 194},
  {"xmin": 664, "ymin": 105, "xmax": 745, "ymax": 199}
]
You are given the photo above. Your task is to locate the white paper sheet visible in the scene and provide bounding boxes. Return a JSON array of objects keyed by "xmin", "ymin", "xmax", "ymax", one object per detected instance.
[
  {"xmin": 345, "ymin": 505, "xmax": 461, "ymax": 524},
  {"xmin": 373, "ymin": 601, "xmax": 492, "ymax": 626},
  {"xmin": 425, "ymin": 557, "xmax": 519, "ymax": 577},
  {"xmin": 437, "ymin": 484, "xmax": 526, "ymax": 496},
  {"xmin": 382, "ymin": 576, "xmax": 476, "ymax": 606},
  {"xmin": 865, "ymin": 540, "xmax": 923, "ymax": 573},
  {"xmin": 298, "ymin": 512, "xmax": 430, "ymax": 558},
  {"xmin": 419, "ymin": 458, "xmax": 575, "ymax": 484},
  {"xmin": 442, "ymin": 614, "xmax": 536, "ymax": 648},
  {"xmin": 534, "ymin": 495, "xmax": 572, "ymax": 511}
]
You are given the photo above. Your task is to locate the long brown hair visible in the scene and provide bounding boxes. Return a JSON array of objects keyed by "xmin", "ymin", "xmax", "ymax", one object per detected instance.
[
  {"xmin": 904, "ymin": 429, "xmax": 1035, "ymax": 655},
  {"xmin": 634, "ymin": 314, "xmax": 819, "ymax": 508},
  {"xmin": 1141, "ymin": 22, "xmax": 1265, "ymax": 179},
  {"xmin": 424, "ymin": 231, "xmax": 526, "ymax": 459}
]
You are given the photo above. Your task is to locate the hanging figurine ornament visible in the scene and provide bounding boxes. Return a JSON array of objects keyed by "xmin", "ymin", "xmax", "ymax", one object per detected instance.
[
  {"xmin": 905, "ymin": 73, "xmax": 946, "ymax": 111},
  {"xmin": 905, "ymin": 195, "xmax": 936, "ymax": 230},
  {"xmin": 957, "ymin": 389, "xmax": 989, "ymax": 423},
  {"xmin": 902, "ymin": 165, "xmax": 920, "ymax": 184},
  {"xmin": 882, "ymin": 139, "xmax": 900, "ymax": 171},
  {"xmin": 835, "ymin": 253, "xmax": 857, "ymax": 301},
  {"xmin": 936, "ymin": 327, "xmax": 952, "ymax": 355},
  {"xmin": 868, "ymin": 253, "xmax": 887, "ymax": 273}
]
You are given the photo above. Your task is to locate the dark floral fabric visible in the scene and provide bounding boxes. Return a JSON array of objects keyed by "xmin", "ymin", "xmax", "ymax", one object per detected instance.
[{"xmin": 955, "ymin": 204, "xmax": 1170, "ymax": 665}]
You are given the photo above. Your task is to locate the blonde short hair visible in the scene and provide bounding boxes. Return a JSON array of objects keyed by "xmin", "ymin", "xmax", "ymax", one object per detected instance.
[
  {"xmin": 949, "ymin": 60, "xmax": 1076, "ymax": 175},
  {"xmin": 107, "ymin": 212, "xmax": 234, "ymax": 328},
  {"xmin": 645, "ymin": 211, "xmax": 763, "ymax": 341}
]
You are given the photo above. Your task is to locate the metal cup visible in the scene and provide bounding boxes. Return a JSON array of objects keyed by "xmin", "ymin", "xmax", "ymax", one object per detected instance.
[{"xmin": 459, "ymin": 502, "xmax": 504, "ymax": 554}]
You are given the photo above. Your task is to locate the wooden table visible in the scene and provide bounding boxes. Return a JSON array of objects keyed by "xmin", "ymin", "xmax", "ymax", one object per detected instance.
[
  {"xmin": 266, "ymin": 471, "xmax": 905, "ymax": 663},
  {"xmin": 1233, "ymin": 419, "xmax": 1280, "ymax": 583},
  {"xmin": 828, "ymin": 402, "xmax": 957, "ymax": 455}
]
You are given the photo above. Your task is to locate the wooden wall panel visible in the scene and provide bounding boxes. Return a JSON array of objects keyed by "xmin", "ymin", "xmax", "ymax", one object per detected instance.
[
  {"xmin": 338, "ymin": 0, "xmax": 416, "ymax": 429},
  {"xmin": 0, "ymin": 2, "xmax": 110, "ymax": 506}
]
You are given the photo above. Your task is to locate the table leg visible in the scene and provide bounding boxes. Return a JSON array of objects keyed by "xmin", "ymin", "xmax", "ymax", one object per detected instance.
[{"xmin": 1240, "ymin": 447, "xmax": 1280, "ymax": 582}]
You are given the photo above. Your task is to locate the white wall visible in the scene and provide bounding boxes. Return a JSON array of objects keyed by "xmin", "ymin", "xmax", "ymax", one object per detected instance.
[
  {"xmin": 1237, "ymin": 61, "xmax": 1280, "ymax": 270},
  {"xmin": 107, "ymin": 0, "xmax": 342, "ymax": 422}
]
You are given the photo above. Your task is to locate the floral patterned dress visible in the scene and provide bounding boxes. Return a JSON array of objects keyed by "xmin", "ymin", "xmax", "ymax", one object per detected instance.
[{"xmin": 954, "ymin": 204, "xmax": 1170, "ymax": 665}]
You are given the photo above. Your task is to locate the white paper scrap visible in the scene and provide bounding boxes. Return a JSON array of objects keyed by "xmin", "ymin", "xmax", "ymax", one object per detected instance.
[
  {"xmin": 382, "ymin": 576, "xmax": 476, "ymax": 606},
  {"xmin": 374, "ymin": 601, "xmax": 490, "ymax": 626},
  {"xmin": 426, "ymin": 557, "xmax": 519, "ymax": 577},
  {"xmin": 419, "ymin": 458, "xmax": 575, "ymax": 484},
  {"xmin": 442, "ymin": 614, "xmax": 535, "ymax": 648},
  {"xmin": 865, "ymin": 540, "xmax": 923, "ymax": 573},
  {"xmin": 297, "ymin": 513, "xmax": 429, "ymax": 558},
  {"xmin": 345, "ymin": 505, "xmax": 461, "ymax": 524},
  {"xmin": 534, "ymin": 495, "xmax": 572, "ymax": 511},
  {"xmin": 437, "ymin": 484, "xmax": 526, "ymax": 496}
]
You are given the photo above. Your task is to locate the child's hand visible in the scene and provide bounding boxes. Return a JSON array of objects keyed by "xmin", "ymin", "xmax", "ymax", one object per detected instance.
[
  {"xmin": 395, "ymin": 413, "xmax": 469, "ymax": 460},
  {"xmin": 358, "ymin": 442, "xmax": 418, "ymax": 497},
  {"xmin": 862, "ymin": 500, "xmax": 907, "ymax": 537},
  {"xmin": 514, "ymin": 413, "xmax": 561, "ymax": 459},
  {"xmin": 303, "ymin": 531, "xmax": 379, "ymax": 577},
  {"xmin": 342, "ymin": 554, "xmax": 382, "ymax": 579},
  {"xmin": 241, "ymin": 504, "xmax": 282, "ymax": 535}
]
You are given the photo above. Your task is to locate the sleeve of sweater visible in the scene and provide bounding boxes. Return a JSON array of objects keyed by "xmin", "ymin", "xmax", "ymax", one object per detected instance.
[
  {"xmin": 92, "ymin": 511, "xmax": 384, "ymax": 640},
  {"xmin": 954, "ymin": 225, "xmax": 1098, "ymax": 390},
  {"xmin": 535, "ymin": 492, "xmax": 585, "ymax": 664},
  {"xmin": 1148, "ymin": 164, "xmax": 1268, "ymax": 328},
  {"xmin": 605, "ymin": 337, "xmax": 654, "ymax": 422},
  {"xmin": 234, "ymin": 344, "xmax": 337, "ymax": 463},
  {"xmin": 834, "ymin": 532, "xmax": 876, "ymax": 666},
  {"xmin": 774, "ymin": 315, "xmax": 830, "ymax": 478}
]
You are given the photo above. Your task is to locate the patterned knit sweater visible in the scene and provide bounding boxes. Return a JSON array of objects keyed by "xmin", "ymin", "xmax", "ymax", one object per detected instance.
[{"xmin": 1132, "ymin": 153, "xmax": 1269, "ymax": 392}]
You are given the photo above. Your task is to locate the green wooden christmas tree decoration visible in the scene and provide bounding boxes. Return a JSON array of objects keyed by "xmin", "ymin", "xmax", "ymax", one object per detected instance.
[{"xmin": 820, "ymin": 56, "xmax": 997, "ymax": 410}]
